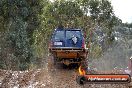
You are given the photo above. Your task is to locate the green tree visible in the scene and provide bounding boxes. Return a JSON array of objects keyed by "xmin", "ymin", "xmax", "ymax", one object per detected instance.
[
  {"xmin": 0, "ymin": 0, "xmax": 45, "ymax": 70},
  {"xmin": 0, "ymin": 0, "xmax": 123, "ymax": 70}
]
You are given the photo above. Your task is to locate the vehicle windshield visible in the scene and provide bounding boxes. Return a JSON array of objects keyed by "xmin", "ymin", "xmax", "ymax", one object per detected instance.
[
  {"xmin": 66, "ymin": 30, "xmax": 81, "ymax": 39},
  {"xmin": 54, "ymin": 31, "xmax": 64, "ymax": 40}
]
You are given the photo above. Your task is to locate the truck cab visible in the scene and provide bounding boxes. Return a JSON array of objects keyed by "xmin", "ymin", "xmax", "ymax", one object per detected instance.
[{"xmin": 49, "ymin": 28, "xmax": 88, "ymax": 66}]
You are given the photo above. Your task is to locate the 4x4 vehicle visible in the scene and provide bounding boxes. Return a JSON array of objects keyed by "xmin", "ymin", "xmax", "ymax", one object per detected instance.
[{"xmin": 49, "ymin": 28, "xmax": 88, "ymax": 66}]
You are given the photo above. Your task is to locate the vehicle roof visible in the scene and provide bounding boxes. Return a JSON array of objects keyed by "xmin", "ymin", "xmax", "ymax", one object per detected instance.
[{"xmin": 55, "ymin": 28, "xmax": 82, "ymax": 31}]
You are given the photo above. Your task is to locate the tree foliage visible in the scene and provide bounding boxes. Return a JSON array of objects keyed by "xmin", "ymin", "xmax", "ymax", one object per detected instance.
[
  {"xmin": 0, "ymin": 0, "xmax": 122, "ymax": 70},
  {"xmin": 0, "ymin": 0, "xmax": 45, "ymax": 70}
]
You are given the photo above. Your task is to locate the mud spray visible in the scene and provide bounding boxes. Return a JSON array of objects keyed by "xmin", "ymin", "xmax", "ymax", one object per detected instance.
[{"xmin": 89, "ymin": 39, "xmax": 132, "ymax": 72}]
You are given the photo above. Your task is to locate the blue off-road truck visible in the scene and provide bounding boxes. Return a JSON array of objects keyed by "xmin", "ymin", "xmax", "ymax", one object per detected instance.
[{"xmin": 49, "ymin": 28, "xmax": 88, "ymax": 67}]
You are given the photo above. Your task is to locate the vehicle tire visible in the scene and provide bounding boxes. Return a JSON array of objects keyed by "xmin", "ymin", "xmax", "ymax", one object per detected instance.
[
  {"xmin": 53, "ymin": 56, "xmax": 64, "ymax": 69},
  {"xmin": 81, "ymin": 59, "xmax": 88, "ymax": 74},
  {"xmin": 47, "ymin": 55, "xmax": 54, "ymax": 70},
  {"xmin": 81, "ymin": 60, "xmax": 87, "ymax": 69}
]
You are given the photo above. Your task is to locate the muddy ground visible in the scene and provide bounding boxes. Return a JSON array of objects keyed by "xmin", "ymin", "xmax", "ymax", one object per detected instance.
[{"xmin": 0, "ymin": 57, "xmax": 131, "ymax": 88}]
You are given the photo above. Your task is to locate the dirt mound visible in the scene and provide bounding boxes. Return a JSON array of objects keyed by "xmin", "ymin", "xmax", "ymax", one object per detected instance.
[
  {"xmin": 0, "ymin": 68, "xmax": 52, "ymax": 88},
  {"xmin": 0, "ymin": 62, "xmax": 131, "ymax": 88}
]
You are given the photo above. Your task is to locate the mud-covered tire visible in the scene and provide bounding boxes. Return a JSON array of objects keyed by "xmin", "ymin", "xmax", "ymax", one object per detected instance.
[
  {"xmin": 47, "ymin": 55, "xmax": 61, "ymax": 69},
  {"xmin": 53, "ymin": 56, "xmax": 64, "ymax": 69},
  {"xmin": 80, "ymin": 59, "xmax": 88, "ymax": 74},
  {"xmin": 81, "ymin": 59, "xmax": 88, "ymax": 69},
  {"xmin": 47, "ymin": 55, "xmax": 54, "ymax": 70}
]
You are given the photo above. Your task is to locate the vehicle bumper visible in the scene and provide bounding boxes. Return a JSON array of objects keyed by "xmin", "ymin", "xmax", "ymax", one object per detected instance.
[{"xmin": 49, "ymin": 47, "xmax": 88, "ymax": 59}]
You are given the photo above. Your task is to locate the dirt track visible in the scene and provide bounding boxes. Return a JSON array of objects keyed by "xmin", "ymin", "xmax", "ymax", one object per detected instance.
[{"xmin": 0, "ymin": 57, "xmax": 131, "ymax": 88}]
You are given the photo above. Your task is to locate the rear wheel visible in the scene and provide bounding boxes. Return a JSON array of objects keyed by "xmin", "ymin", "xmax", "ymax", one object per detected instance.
[
  {"xmin": 47, "ymin": 55, "xmax": 54, "ymax": 70},
  {"xmin": 80, "ymin": 59, "xmax": 88, "ymax": 74},
  {"xmin": 53, "ymin": 56, "xmax": 64, "ymax": 69}
]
